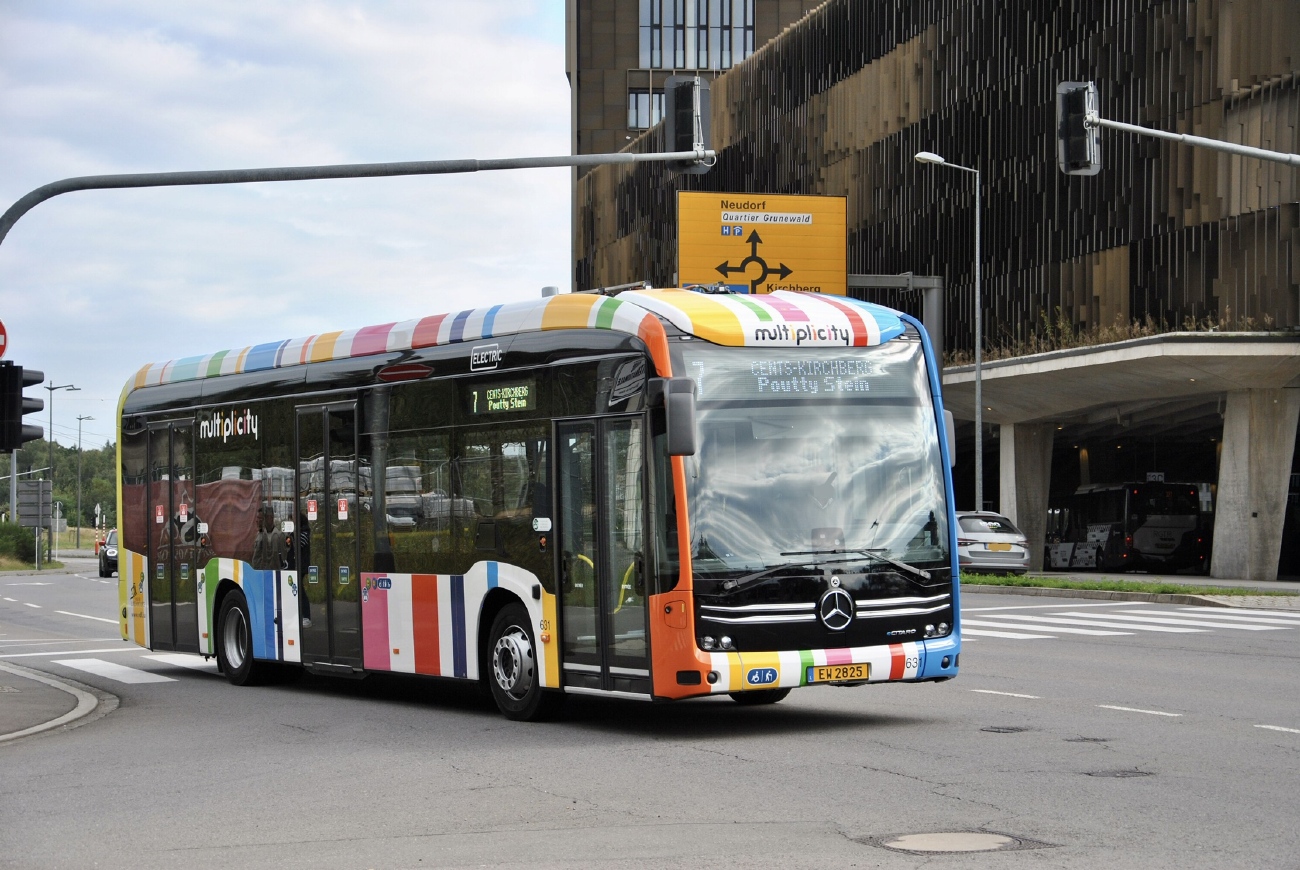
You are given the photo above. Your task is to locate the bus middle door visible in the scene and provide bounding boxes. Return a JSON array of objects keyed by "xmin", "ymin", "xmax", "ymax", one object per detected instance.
[
  {"xmin": 556, "ymin": 418, "xmax": 650, "ymax": 695},
  {"xmin": 296, "ymin": 403, "xmax": 363, "ymax": 671}
]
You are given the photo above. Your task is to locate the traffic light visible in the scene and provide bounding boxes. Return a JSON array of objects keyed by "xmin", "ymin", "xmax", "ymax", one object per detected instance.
[
  {"xmin": 0, "ymin": 362, "xmax": 44, "ymax": 451},
  {"xmin": 663, "ymin": 75, "xmax": 712, "ymax": 175},
  {"xmin": 1056, "ymin": 81, "xmax": 1101, "ymax": 175}
]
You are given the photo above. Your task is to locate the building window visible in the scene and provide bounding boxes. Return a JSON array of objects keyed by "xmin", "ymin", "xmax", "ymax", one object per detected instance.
[
  {"xmin": 639, "ymin": 0, "xmax": 754, "ymax": 71},
  {"xmin": 628, "ymin": 88, "xmax": 665, "ymax": 130}
]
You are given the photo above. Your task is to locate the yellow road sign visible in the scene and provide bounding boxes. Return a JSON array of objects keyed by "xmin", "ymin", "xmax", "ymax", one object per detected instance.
[{"xmin": 677, "ymin": 192, "xmax": 846, "ymax": 295}]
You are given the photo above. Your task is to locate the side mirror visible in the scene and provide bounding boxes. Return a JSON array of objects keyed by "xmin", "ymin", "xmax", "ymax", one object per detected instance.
[
  {"xmin": 944, "ymin": 410, "xmax": 956, "ymax": 468},
  {"xmin": 650, "ymin": 376, "xmax": 698, "ymax": 456}
]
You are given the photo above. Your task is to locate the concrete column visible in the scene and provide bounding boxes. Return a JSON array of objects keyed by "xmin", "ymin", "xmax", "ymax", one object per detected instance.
[
  {"xmin": 1212, "ymin": 389, "xmax": 1300, "ymax": 582},
  {"xmin": 998, "ymin": 423, "xmax": 1055, "ymax": 572}
]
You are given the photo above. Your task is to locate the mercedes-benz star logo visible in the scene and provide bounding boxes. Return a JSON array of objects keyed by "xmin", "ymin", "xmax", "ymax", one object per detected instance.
[{"xmin": 818, "ymin": 588, "xmax": 855, "ymax": 631}]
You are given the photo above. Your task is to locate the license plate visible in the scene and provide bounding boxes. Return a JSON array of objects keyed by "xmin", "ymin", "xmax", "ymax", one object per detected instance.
[
  {"xmin": 808, "ymin": 663, "xmax": 869, "ymax": 683},
  {"xmin": 988, "ymin": 542, "xmax": 1011, "ymax": 551}
]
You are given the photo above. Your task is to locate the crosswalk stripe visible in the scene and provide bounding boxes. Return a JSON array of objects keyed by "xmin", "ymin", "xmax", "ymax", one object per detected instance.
[
  {"xmin": 1175, "ymin": 608, "xmax": 1300, "ymax": 623},
  {"xmin": 963, "ymin": 619, "xmax": 1129, "ymax": 636},
  {"xmin": 144, "ymin": 654, "xmax": 219, "ymax": 674},
  {"xmin": 963, "ymin": 628, "xmax": 1054, "ymax": 639},
  {"xmin": 1057, "ymin": 611, "xmax": 1287, "ymax": 631},
  {"xmin": 976, "ymin": 614, "xmax": 1203, "ymax": 633},
  {"xmin": 53, "ymin": 658, "xmax": 176, "ymax": 684},
  {"xmin": 1123, "ymin": 611, "xmax": 1294, "ymax": 624}
]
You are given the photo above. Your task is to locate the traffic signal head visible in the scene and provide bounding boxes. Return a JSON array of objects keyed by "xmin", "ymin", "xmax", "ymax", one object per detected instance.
[
  {"xmin": 0, "ymin": 363, "xmax": 44, "ymax": 451},
  {"xmin": 663, "ymin": 75, "xmax": 712, "ymax": 175},
  {"xmin": 1057, "ymin": 81, "xmax": 1101, "ymax": 175}
]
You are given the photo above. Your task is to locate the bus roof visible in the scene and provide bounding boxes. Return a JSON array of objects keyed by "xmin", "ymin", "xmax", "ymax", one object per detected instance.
[{"xmin": 125, "ymin": 288, "xmax": 907, "ymax": 394}]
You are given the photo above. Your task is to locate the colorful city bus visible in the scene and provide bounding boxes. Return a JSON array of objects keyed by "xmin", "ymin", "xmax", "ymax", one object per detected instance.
[
  {"xmin": 1045, "ymin": 481, "xmax": 1211, "ymax": 573},
  {"xmin": 116, "ymin": 287, "xmax": 961, "ymax": 719}
]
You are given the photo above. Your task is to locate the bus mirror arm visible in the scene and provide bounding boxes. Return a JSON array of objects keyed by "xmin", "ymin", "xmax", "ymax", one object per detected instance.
[{"xmin": 656, "ymin": 377, "xmax": 698, "ymax": 456}]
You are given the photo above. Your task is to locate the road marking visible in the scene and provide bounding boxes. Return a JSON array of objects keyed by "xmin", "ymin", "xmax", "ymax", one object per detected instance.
[
  {"xmin": 2, "ymin": 597, "xmax": 16, "ymax": 602},
  {"xmin": 55, "ymin": 610, "xmax": 117, "ymax": 624},
  {"xmin": 1059, "ymin": 611, "xmax": 1287, "ymax": 631},
  {"xmin": 1, "ymin": 647, "xmax": 140, "ymax": 659},
  {"xmin": 5, "ymin": 582, "xmax": 52, "ymax": 586},
  {"xmin": 981, "ymin": 614, "xmax": 1203, "ymax": 633},
  {"xmin": 1255, "ymin": 725, "xmax": 1300, "ymax": 735},
  {"xmin": 1180, "ymin": 607, "xmax": 1300, "ymax": 619},
  {"xmin": 1098, "ymin": 705, "xmax": 1182, "ymax": 717},
  {"xmin": 52, "ymin": 658, "xmax": 176, "ymax": 684},
  {"xmin": 963, "ymin": 628, "xmax": 1054, "ymax": 639},
  {"xmin": 963, "ymin": 619, "xmax": 1129, "ymax": 636},
  {"xmin": 1167, "ymin": 610, "xmax": 1300, "ymax": 626},
  {"xmin": 144, "ymin": 654, "xmax": 218, "ymax": 674},
  {"xmin": 964, "ymin": 602, "xmax": 1134, "ymax": 612},
  {"xmin": 0, "ymin": 637, "xmax": 121, "ymax": 646},
  {"xmin": 971, "ymin": 689, "xmax": 1040, "ymax": 699},
  {"xmin": 23, "ymin": 603, "xmax": 41, "ymax": 609}
]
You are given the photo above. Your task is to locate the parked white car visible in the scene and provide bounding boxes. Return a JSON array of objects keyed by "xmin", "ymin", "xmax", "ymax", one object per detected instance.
[{"xmin": 956, "ymin": 511, "xmax": 1029, "ymax": 575}]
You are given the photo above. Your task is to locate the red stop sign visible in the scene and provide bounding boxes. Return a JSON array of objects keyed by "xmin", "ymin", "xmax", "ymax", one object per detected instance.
[{"xmin": 0, "ymin": 319, "xmax": 8, "ymax": 360}]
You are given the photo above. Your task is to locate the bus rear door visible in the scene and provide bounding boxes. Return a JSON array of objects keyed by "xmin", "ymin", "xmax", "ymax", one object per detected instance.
[
  {"xmin": 556, "ymin": 418, "xmax": 650, "ymax": 696},
  {"xmin": 296, "ymin": 403, "xmax": 363, "ymax": 671}
]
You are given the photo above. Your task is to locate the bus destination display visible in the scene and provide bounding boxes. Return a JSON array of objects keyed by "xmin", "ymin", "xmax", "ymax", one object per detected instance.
[
  {"xmin": 469, "ymin": 379, "xmax": 536, "ymax": 414},
  {"xmin": 682, "ymin": 347, "xmax": 918, "ymax": 402}
]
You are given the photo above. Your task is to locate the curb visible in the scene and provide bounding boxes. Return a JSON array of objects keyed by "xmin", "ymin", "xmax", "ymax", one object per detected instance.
[
  {"xmin": 959, "ymin": 583, "xmax": 1299, "ymax": 609},
  {"xmin": 0, "ymin": 660, "xmax": 118, "ymax": 744}
]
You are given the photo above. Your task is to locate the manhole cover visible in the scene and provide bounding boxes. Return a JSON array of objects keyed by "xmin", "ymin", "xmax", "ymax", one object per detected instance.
[
  {"xmin": 864, "ymin": 830, "xmax": 1053, "ymax": 855},
  {"xmin": 1086, "ymin": 769, "xmax": 1153, "ymax": 778},
  {"xmin": 981, "ymin": 725, "xmax": 1029, "ymax": 733}
]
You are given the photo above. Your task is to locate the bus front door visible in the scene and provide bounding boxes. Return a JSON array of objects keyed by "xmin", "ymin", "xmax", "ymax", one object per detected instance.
[
  {"xmin": 146, "ymin": 420, "xmax": 199, "ymax": 652},
  {"xmin": 296, "ymin": 404, "xmax": 363, "ymax": 671},
  {"xmin": 556, "ymin": 418, "xmax": 650, "ymax": 695}
]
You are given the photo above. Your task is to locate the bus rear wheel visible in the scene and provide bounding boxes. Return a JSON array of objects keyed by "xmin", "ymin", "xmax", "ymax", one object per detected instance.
[
  {"xmin": 729, "ymin": 688, "xmax": 791, "ymax": 706},
  {"xmin": 487, "ymin": 603, "xmax": 561, "ymax": 721},
  {"xmin": 216, "ymin": 589, "xmax": 267, "ymax": 686}
]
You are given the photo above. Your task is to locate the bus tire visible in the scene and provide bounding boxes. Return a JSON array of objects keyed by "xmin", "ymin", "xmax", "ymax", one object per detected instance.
[
  {"xmin": 487, "ymin": 602, "xmax": 561, "ymax": 721},
  {"xmin": 729, "ymin": 688, "xmax": 791, "ymax": 706},
  {"xmin": 216, "ymin": 589, "xmax": 266, "ymax": 687}
]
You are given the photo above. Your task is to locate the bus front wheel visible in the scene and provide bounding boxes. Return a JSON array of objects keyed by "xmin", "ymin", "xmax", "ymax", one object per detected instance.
[
  {"xmin": 216, "ymin": 589, "xmax": 266, "ymax": 686},
  {"xmin": 487, "ymin": 603, "xmax": 561, "ymax": 721}
]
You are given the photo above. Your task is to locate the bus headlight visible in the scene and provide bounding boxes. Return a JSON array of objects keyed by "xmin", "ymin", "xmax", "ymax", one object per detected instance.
[
  {"xmin": 720, "ymin": 636, "xmax": 734, "ymax": 650},
  {"xmin": 700, "ymin": 636, "xmax": 716, "ymax": 650}
]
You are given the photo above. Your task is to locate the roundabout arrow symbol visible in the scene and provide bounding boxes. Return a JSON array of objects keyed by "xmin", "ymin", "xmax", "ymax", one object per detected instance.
[{"xmin": 714, "ymin": 230, "xmax": 793, "ymax": 292}]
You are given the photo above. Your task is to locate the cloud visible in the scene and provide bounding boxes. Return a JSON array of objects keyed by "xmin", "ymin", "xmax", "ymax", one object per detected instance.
[{"xmin": 0, "ymin": 0, "xmax": 571, "ymax": 447}]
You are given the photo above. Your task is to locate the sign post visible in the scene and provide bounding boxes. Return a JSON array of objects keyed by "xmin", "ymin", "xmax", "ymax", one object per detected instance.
[{"xmin": 677, "ymin": 192, "xmax": 847, "ymax": 295}]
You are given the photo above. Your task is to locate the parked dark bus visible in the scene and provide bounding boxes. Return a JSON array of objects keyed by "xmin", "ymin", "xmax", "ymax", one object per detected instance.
[{"xmin": 1045, "ymin": 481, "xmax": 1210, "ymax": 573}]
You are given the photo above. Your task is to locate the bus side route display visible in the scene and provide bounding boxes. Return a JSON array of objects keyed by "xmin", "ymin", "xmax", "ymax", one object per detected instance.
[{"xmin": 468, "ymin": 378, "xmax": 537, "ymax": 415}]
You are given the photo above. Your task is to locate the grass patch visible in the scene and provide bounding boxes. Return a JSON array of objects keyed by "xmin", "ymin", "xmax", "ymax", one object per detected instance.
[
  {"xmin": 960, "ymin": 572, "xmax": 1296, "ymax": 597},
  {"xmin": 0, "ymin": 556, "xmax": 64, "ymax": 572}
]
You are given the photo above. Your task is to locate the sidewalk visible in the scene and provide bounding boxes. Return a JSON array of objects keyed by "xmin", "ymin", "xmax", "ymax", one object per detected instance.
[
  {"xmin": 963, "ymin": 570, "xmax": 1300, "ymax": 611},
  {"xmin": 0, "ymin": 660, "xmax": 113, "ymax": 744}
]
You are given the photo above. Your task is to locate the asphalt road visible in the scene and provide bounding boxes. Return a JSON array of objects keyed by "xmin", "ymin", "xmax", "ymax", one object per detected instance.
[{"xmin": 1, "ymin": 560, "xmax": 1298, "ymax": 869}]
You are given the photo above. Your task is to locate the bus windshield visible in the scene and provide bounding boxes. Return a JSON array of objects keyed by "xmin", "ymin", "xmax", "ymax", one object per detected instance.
[{"xmin": 675, "ymin": 336, "xmax": 950, "ymax": 584}]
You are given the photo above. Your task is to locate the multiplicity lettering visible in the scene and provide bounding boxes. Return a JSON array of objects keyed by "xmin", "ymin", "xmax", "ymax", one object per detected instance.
[{"xmin": 198, "ymin": 408, "xmax": 259, "ymax": 442}]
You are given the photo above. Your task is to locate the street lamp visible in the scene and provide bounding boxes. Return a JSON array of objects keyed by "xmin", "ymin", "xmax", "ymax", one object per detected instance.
[
  {"xmin": 76, "ymin": 414, "xmax": 94, "ymax": 549},
  {"xmin": 915, "ymin": 150, "xmax": 983, "ymax": 511},
  {"xmin": 44, "ymin": 381, "xmax": 78, "ymax": 551}
]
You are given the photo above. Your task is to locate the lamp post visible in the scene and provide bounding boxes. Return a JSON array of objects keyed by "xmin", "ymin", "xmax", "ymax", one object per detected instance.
[
  {"xmin": 76, "ymin": 414, "xmax": 93, "ymax": 549},
  {"xmin": 915, "ymin": 150, "xmax": 983, "ymax": 511},
  {"xmin": 44, "ymin": 381, "xmax": 78, "ymax": 554}
]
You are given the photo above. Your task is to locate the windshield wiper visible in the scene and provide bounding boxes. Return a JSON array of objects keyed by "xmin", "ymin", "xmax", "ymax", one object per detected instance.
[
  {"xmin": 780, "ymin": 548, "xmax": 934, "ymax": 585},
  {"xmin": 711, "ymin": 553, "xmax": 872, "ymax": 594}
]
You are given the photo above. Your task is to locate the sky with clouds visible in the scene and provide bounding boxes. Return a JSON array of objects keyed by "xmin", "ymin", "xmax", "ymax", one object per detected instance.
[{"xmin": 0, "ymin": 1, "xmax": 569, "ymax": 451}]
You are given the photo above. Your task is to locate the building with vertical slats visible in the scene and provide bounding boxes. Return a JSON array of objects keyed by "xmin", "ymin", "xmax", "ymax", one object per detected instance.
[{"xmin": 568, "ymin": 0, "xmax": 1300, "ymax": 580}]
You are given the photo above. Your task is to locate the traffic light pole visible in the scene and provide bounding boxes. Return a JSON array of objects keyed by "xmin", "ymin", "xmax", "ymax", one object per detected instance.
[
  {"xmin": 1087, "ymin": 114, "xmax": 1300, "ymax": 167},
  {"xmin": 0, "ymin": 149, "xmax": 715, "ymax": 248}
]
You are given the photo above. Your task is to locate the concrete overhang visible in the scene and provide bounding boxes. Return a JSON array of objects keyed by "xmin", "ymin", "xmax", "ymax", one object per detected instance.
[{"xmin": 940, "ymin": 333, "xmax": 1300, "ymax": 426}]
